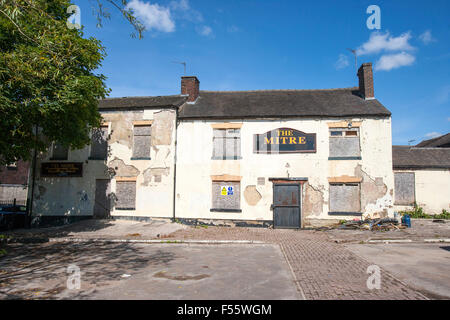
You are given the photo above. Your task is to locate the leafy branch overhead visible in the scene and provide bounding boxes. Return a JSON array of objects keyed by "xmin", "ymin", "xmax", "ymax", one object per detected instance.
[{"xmin": 0, "ymin": 0, "xmax": 144, "ymax": 166}]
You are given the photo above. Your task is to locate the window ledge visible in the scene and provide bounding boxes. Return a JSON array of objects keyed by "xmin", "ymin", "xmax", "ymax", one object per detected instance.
[
  {"xmin": 115, "ymin": 208, "xmax": 136, "ymax": 211},
  {"xmin": 50, "ymin": 158, "xmax": 68, "ymax": 161},
  {"xmin": 130, "ymin": 157, "xmax": 151, "ymax": 160},
  {"xmin": 88, "ymin": 157, "xmax": 107, "ymax": 160},
  {"xmin": 328, "ymin": 212, "xmax": 362, "ymax": 216},
  {"xmin": 211, "ymin": 157, "xmax": 243, "ymax": 160},
  {"xmin": 328, "ymin": 156, "xmax": 362, "ymax": 160},
  {"xmin": 210, "ymin": 208, "xmax": 242, "ymax": 213}
]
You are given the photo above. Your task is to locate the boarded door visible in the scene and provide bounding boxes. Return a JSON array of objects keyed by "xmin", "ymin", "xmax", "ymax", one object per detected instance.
[
  {"xmin": 93, "ymin": 179, "xmax": 111, "ymax": 218},
  {"xmin": 273, "ymin": 184, "xmax": 301, "ymax": 229}
]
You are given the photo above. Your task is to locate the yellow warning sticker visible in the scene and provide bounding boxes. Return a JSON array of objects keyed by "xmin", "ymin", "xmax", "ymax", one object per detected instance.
[{"xmin": 221, "ymin": 186, "xmax": 227, "ymax": 196}]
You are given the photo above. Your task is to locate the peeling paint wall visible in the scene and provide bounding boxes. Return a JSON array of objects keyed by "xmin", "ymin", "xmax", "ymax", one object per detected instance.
[
  {"xmin": 32, "ymin": 108, "xmax": 177, "ymax": 219},
  {"xmin": 175, "ymin": 118, "xmax": 394, "ymax": 224}
]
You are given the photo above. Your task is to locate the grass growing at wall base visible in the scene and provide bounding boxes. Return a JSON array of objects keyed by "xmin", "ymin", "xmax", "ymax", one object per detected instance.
[{"xmin": 399, "ymin": 203, "xmax": 450, "ymax": 219}]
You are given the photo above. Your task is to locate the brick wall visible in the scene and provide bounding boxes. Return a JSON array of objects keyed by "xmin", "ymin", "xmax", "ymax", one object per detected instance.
[{"xmin": 0, "ymin": 160, "xmax": 30, "ymax": 185}]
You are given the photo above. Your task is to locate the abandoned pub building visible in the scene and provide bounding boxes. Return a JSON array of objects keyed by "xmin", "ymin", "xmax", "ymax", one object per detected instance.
[{"xmin": 31, "ymin": 63, "xmax": 396, "ymax": 228}]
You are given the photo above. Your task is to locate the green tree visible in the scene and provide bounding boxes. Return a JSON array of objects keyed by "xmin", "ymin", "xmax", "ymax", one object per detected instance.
[{"xmin": 0, "ymin": 0, "xmax": 144, "ymax": 165}]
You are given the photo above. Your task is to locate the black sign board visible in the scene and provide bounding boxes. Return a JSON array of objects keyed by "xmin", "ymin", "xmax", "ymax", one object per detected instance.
[
  {"xmin": 41, "ymin": 162, "xmax": 83, "ymax": 177},
  {"xmin": 254, "ymin": 128, "xmax": 316, "ymax": 153}
]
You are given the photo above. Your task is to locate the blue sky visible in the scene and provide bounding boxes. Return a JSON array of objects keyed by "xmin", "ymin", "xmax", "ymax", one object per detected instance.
[{"xmin": 77, "ymin": 0, "xmax": 449, "ymax": 145}]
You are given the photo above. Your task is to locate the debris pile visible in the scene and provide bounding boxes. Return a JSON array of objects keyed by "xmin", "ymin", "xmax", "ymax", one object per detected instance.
[{"xmin": 338, "ymin": 218, "xmax": 405, "ymax": 231}]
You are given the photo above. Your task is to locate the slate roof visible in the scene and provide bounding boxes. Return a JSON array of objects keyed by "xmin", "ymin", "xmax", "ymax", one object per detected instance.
[
  {"xmin": 178, "ymin": 88, "xmax": 391, "ymax": 119},
  {"xmin": 98, "ymin": 95, "xmax": 187, "ymax": 110},
  {"xmin": 392, "ymin": 146, "xmax": 450, "ymax": 170},
  {"xmin": 415, "ymin": 133, "xmax": 450, "ymax": 148}
]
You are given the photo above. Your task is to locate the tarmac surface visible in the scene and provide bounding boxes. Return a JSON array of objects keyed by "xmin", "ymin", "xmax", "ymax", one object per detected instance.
[
  {"xmin": 0, "ymin": 242, "xmax": 299, "ymax": 300},
  {"xmin": 346, "ymin": 243, "xmax": 450, "ymax": 299}
]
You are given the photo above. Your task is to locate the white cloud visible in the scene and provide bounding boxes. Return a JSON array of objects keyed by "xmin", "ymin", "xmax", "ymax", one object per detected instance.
[
  {"xmin": 375, "ymin": 52, "xmax": 415, "ymax": 71},
  {"xmin": 424, "ymin": 132, "xmax": 442, "ymax": 139},
  {"xmin": 357, "ymin": 31, "xmax": 414, "ymax": 56},
  {"xmin": 170, "ymin": 0, "xmax": 189, "ymax": 11},
  {"xmin": 126, "ymin": 0, "xmax": 175, "ymax": 33},
  {"xmin": 334, "ymin": 54, "xmax": 349, "ymax": 70},
  {"xmin": 170, "ymin": 0, "xmax": 203, "ymax": 22},
  {"xmin": 197, "ymin": 25, "xmax": 213, "ymax": 37},
  {"xmin": 419, "ymin": 30, "xmax": 436, "ymax": 45}
]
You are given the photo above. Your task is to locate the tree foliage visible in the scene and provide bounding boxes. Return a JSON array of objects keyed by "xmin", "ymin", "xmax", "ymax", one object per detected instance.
[{"xmin": 0, "ymin": 0, "xmax": 143, "ymax": 166}]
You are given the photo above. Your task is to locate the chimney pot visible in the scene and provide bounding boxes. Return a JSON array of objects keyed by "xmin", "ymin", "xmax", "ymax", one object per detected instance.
[
  {"xmin": 357, "ymin": 63, "xmax": 374, "ymax": 99},
  {"xmin": 181, "ymin": 76, "xmax": 200, "ymax": 102}
]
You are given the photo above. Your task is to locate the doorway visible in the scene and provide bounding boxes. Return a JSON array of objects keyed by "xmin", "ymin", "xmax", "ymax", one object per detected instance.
[
  {"xmin": 272, "ymin": 182, "xmax": 301, "ymax": 229},
  {"xmin": 93, "ymin": 179, "xmax": 111, "ymax": 219}
]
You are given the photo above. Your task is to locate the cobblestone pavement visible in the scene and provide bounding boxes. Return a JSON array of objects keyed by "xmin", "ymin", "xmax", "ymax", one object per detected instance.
[{"xmin": 170, "ymin": 226, "xmax": 427, "ymax": 300}]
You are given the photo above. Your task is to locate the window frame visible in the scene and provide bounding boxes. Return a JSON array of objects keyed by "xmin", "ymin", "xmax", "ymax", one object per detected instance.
[
  {"xmin": 115, "ymin": 179, "xmax": 136, "ymax": 210},
  {"xmin": 394, "ymin": 172, "xmax": 416, "ymax": 205},
  {"xmin": 89, "ymin": 124, "xmax": 109, "ymax": 160},
  {"xmin": 328, "ymin": 127, "xmax": 362, "ymax": 160},
  {"xmin": 210, "ymin": 180, "xmax": 242, "ymax": 213},
  {"xmin": 328, "ymin": 182, "xmax": 362, "ymax": 216},
  {"xmin": 131, "ymin": 123, "xmax": 152, "ymax": 160},
  {"xmin": 50, "ymin": 142, "xmax": 69, "ymax": 161},
  {"xmin": 212, "ymin": 128, "xmax": 242, "ymax": 160}
]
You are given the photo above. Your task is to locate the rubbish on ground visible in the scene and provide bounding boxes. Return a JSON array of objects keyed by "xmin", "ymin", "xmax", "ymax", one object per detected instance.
[
  {"xmin": 121, "ymin": 274, "xmax": 131, "ymax": 278},
  {"xmin": 432, "ymin": 219, "xmax": 446, "ymax": 223},
  {"xmin": 318, "ymin": 218, "xmax": 406, "ymax": 232}
]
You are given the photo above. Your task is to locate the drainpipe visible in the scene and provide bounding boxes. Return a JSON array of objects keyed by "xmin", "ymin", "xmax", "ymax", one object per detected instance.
[
  {"xmin": 172, "ymin": 107, "xmax": 179, "ymax": 222},
  {"xmin": 27, "ymin": 124, "xmax": 38, "ymax": 227}
]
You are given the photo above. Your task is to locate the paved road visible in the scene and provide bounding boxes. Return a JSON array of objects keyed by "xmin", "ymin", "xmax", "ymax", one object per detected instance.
[
  {"xmin": 1, "ymin": 221, "xmax": 438, "ymax": 300},
  {"xmin": 0, "ymin": 242, "xmax": 299, "ymax": 300},
  {"xmin": 171, "ymin": 227, "xmax": 427, "ymax": 300},
  {"xmin": 346, "ymin": 243, "xmax": 450, "ymax": 299}
]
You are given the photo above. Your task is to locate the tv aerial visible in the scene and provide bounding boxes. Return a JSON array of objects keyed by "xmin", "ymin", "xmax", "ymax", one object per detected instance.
[
  {"xmin": 172, "ymin": 61, "xmax": 186, "ymax": 75},
  {"xmin": 346, "ymin": 48, "xmax": 357, "ymax": 73}
]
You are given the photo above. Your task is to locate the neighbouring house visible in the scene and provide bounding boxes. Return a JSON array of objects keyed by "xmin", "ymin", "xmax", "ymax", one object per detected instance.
[
  {"xmin": 0, "ymin": 161, "xmax": 30, "ymax": 205},
  {"xmin": 30, "ymin": 62, "xmax": 396, "ymax": 228},
  {"xmin": 393, "ymin": 135, "xmax": 450, "ymax": 214},
  {"xmin": 415, "ymin": 133, "xmax": 450, "ymax": 148}
]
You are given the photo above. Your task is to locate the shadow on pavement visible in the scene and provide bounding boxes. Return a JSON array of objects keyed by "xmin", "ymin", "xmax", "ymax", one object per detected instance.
[{"xmin": 0, "ymin": 241, "xmax": 176, "ymax": 299}]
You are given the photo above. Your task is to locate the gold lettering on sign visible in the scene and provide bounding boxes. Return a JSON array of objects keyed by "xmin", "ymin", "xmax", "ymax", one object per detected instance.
[{"xmin": 264, "ymin": 137, "xmax": 274, "ymax": 144}]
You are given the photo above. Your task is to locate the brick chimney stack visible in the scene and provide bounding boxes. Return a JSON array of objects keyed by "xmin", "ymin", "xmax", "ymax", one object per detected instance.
[
  {"xmin": 181, "ymin": 76, "xmax": 200, "ymax": 102},
  {"xmin": 357, "ymin": 63, "xmax": 374, "ymax": 100}
]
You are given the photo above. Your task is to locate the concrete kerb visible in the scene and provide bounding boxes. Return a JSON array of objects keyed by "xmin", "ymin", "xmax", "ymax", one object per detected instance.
[
  {"xmin": 48, "ymin": 238, "xmax": 266, "ymax": 245},
  {"xmin": 334, "ymin": 239, "xmax": 450, "ymax": 244}
]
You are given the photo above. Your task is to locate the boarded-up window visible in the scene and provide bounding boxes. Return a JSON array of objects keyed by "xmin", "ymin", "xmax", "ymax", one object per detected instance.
[
  {"xmin": 132, "ymin": 125, "xmax": 151, "ymax": 159},
  {"xmin": 394, "ymin": 172, "xmax": 415, "ymax": 205},
  {"xmin": 212, "ymin": 129, "xmax": 241, "ymax": 160},
  {"xmin": 211, "ymin": 181, "xmax": 240, "ymax": 211},
  {"xmin": 115, "ymin": 181, "xmax": 136, "ymax": 210},
  {"xmin": 51, "ymin": 142, "xmax": 68, "ymax": 160},
  {"xmin": 329, "ymin": 183, "xmax": 361, "ymax": 213},
  {"xmin": 90, "ymin": 127, "xmax": 108, "ymax": 160},
  {"xmin": 329, "ymin": 128, "xmax": 361, "ymax": 158}
]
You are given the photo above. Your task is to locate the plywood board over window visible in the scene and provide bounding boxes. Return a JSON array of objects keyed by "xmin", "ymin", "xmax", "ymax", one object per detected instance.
[
  {"xmin": 394, "ymin": 172, "xmax": 415, "ymax": 205},
  {"xmin": 115, "ymin": 180, "xmax": 136, "ymax": 210},
  {"xmin": 329, "ymin": 183, "xmax": 361, "ymax": 215},
  {"xmin": 132, "ymin": 124, "xmax": 151, "ymax": 159},
  {"xmin": 212, "ymin": 129, "xmax": 241, "ymax": 160},
  {"xmin": 211, "ymin": 181, "xmax": 241, "ymax": 212},
  {"xmin": 329, "ymin": 128, "xmax": 361, "ymax": 160},
  {"xmin": 90, "ymin": 126, "xmax": 108, "ymax": 160},
  {"xmin": 51, "ymin": 142, "xmax": 68, "ymax": 160}
]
